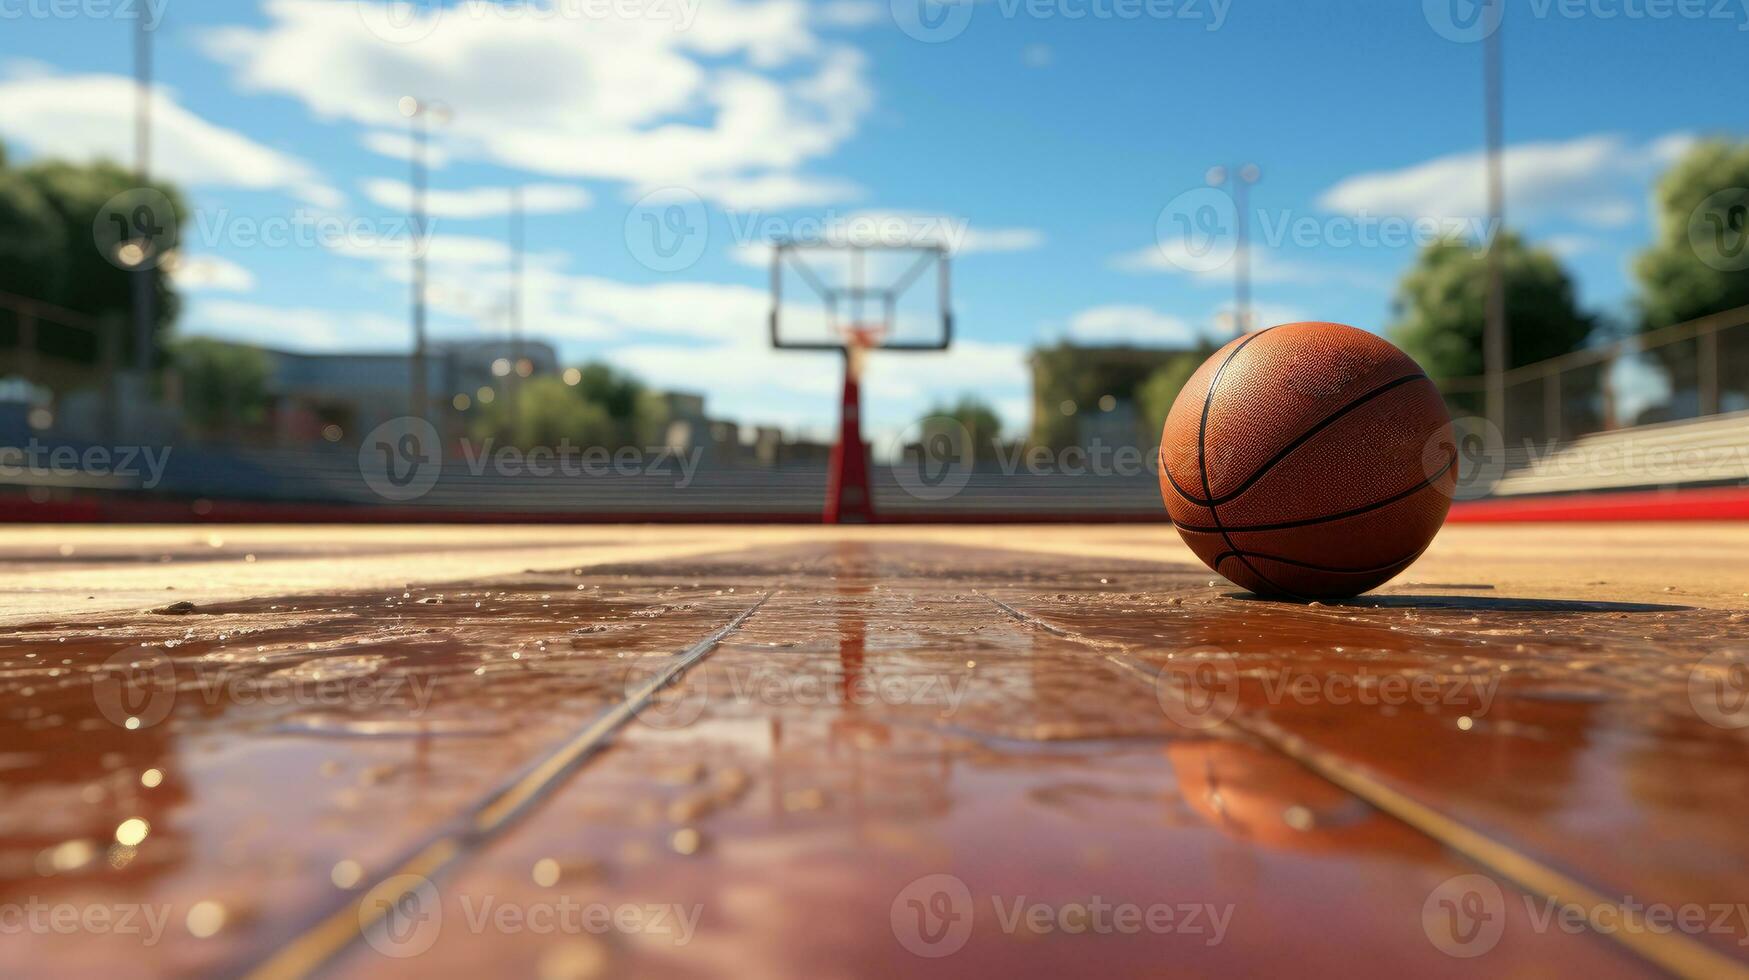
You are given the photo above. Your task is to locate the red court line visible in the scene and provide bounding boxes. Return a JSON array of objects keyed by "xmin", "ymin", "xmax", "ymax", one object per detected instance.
[{"xmin": 1444, "ymin": 486, "xmax": 1749, "ymax": 523}]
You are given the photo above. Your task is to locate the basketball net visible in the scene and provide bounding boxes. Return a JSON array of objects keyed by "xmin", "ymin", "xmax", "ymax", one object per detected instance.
[{"xmin": 841, "ymin": 323, "xmax": 888, "ymax": 381}]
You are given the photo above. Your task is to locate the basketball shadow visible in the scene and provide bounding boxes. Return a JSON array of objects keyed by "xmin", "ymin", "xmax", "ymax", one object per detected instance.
[{"xmin": 1230, "ymin": 593, "xmax": 1690, "ymax": 614}]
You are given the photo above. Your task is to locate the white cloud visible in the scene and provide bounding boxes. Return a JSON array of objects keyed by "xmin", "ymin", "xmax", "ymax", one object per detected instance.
[
  {"xmin": 1317, "ymin": 132, "xmax": 1691, "ymax": 227},
  {"xmin": 0, "ymin": 68, "xmax": 341, "ymax": 207},
  {"xmin": 362, "ymin": 180, "xmax": 593, "ymax": 218},
  {"xmin": 1112, "ymin": 242, "xmax": 1385, "ymax": 290},
  {"xmin": 203, "ymin": 0, "xmax": 872, "ymax": 205},
  {"xmin": 1022, "ymin": 44, "xmax": 1053, "ymax": 68},
  {"xmin": 360, "ymin": 130, "xmax": 451, "ymax": 168},
  {"xmin": 684, "ymin": 173, "xmax": 864, "ymax": 210},
  {"xmin": 1065, "ymin": 305, "xmax": 1198, "ymax": 346},
  {"xmin": 170, "ymin": 254, "xmax": 257, "ymax": 293},
  {"xmin": 186, "ymin": 299, "xmax": 407, "ymax": 351}
]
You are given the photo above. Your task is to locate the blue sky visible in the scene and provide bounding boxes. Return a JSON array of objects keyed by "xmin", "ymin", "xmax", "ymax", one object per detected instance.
[{"xmin": 1, "ymin": 0, "xmax": 1743, "ymax": 443}]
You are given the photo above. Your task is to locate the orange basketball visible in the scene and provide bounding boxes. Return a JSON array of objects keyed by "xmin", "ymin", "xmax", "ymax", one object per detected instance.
[{"xmin": 1158, "ymin": 322, "xmax": 1456, "ymax": 600}]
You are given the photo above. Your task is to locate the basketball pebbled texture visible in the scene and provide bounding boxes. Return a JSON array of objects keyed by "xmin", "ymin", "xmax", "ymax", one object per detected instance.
[{"xmin": 1158, "ymin": 322, "xmax": 1456, "ymax": 600}]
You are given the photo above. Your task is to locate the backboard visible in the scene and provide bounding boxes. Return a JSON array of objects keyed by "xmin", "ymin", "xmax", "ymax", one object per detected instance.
[{"xmin": 769, "ymin": 241, "xmax": 953, "ymax": 352}]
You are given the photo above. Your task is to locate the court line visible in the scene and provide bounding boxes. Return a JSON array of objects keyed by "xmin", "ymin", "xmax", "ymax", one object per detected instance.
[
  {"xmin": 241, "ymin": 591, "xmax": 774, "ymax": 980},
  {"xmin": 976, "ymin": 592, "xmax": 1749, "ymax": 980}
]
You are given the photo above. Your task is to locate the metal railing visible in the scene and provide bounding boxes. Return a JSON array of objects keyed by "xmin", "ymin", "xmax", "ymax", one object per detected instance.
[{"xmin": 1436, "ymin": 305, "xmax": 1749, "ymax": 447}]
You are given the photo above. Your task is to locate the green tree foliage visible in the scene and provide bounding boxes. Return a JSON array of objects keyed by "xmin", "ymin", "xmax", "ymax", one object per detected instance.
[
  {"xmin": 0, "ymin": 143, "xmax": 185, "ymax": 367},
  {"xmin": 172, "ymin": 337, "xmax": 271, "ymax": 439},
  {"xmin": 1388, "ymin": 231, "xmax": 1594, "ymax": 380},
  {"xmin": 470, "ymin": 362, "xmax": 671, "ymax": 449},
  {"xmin": 1136, "ymin": 353, "xmax": 1204, "ymax": 440},
  {"xmin": 0, "ymin": 165, "xmax": 66, "ymax": 303},
  {"xmin": 1634, "ymin": 138, "xmax": 1749, "ymax": 330},
  {"xmin": 923, "ymin": 395, "xmax": 1003, "ymax": 460},
  {"xmin": 1029, "ymin": 342, "xmax": 1210, "ymax": 449}
]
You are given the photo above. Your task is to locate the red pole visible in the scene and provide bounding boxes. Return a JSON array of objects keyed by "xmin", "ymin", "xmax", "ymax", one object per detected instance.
[{"xmin": 824, "ymin": 350, "xmax": 874, "ymax": 523}]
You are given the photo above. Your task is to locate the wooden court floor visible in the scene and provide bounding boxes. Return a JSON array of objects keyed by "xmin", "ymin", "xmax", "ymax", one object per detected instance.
[{"xmin": 1, "ymin": 524, "xmax": 1746, "ymax": 978}]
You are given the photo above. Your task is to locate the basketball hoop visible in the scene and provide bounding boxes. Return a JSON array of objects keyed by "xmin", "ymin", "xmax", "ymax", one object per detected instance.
[{"xmin": 839, "ymin": 323, "xmax": 889, "ymax": 380}]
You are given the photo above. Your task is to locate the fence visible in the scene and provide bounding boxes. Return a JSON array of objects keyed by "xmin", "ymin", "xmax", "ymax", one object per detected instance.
[{"xmin": 1436, "ymin": 305, "xmax": 1749, "ymax": 447}]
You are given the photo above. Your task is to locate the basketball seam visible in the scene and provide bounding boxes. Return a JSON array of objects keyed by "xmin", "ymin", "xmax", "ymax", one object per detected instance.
[
  {"xmin": 1164, "ymin": 372, "xmax": 1433, "ymax": 507},
  {"xmin": 1196, "ymin": 328, "xmax": 1297, "ymax": 599},
  {"xmin": 1212, "ymin": 549, "xmax": 1418, "ymax": 576},
  {"xmin": 1174, "ymin": 451, "xmax": 1458, "ymax": 534}
]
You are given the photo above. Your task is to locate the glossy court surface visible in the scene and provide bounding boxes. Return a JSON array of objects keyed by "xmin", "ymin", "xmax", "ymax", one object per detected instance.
[{"xmin": 2, "ymin": 525, "xmax": 1747, "ymax": 978}]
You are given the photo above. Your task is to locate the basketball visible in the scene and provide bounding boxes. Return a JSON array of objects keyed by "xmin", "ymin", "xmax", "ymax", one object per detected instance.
[{"xmin": 1158, "ymin": 322, "xmax": 1456, "ymax": 600}]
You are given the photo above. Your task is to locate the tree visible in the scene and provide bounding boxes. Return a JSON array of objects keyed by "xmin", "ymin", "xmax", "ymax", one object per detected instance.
[
  {"xmin": 1388, "ymin": 231, "xmax": 1594, "ymax": 380},
  {"xmin": 1634, "ymin": 138, "xmax": 1749, "ymax": 330},
  {"xmin": 922, "ymin": 395, "xmax": 1003, "ymax": 461},
  {"xmin": 172, "ymin": 337, "xmax": 271, "ymax": 440},
  {"xmin": 470, "ymin": 362, "xmax": 671, "ymax": 449},
  {"xmin": 0, "ymin": 144, "xmax": 186, "ymax": 370},
  {"xmin": 0, "ymin": 162, "xmax": 66, "ymax": 304}
]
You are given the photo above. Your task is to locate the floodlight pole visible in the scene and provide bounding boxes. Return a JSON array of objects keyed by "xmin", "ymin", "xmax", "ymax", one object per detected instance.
[
  {"xmin": 508, "ymin": 185, "xmax": 524, "ymax": 426},
  {"xmin": 1482, "ymin": 18, "xmax": 1508, "ymax": 438},
  {"xmin": 131, "ymin": 7, "xmax": 155, "ymax": 379},
  {"xmin": 403, "ymin": 97, "xmax": 450, "ymax": 422}
]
